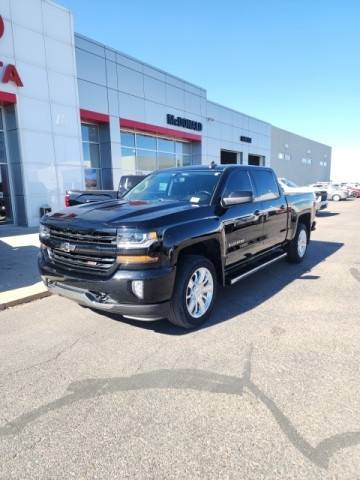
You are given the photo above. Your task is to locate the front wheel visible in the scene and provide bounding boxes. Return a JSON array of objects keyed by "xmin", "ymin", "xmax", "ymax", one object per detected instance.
[
  {"xmin": 168, "ymin": 255, "xmax": 217, "ymax": 329},
  {"xmin": 286, "ymin": 223, "xmax": 308, "ymax": 263},
  {"xmin": 332, "ymin": 194, "xmax": 341, "ymax": 201}
]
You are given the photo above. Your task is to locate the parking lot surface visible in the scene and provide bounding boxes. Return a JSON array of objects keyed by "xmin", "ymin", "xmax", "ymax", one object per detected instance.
[{"xmin": 1, "ymin": 200, "xmax": 360, "ymax": 479}]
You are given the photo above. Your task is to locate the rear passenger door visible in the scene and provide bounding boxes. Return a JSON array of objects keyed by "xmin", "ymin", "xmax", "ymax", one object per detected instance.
[
  {"xmin": 221, "ymin": 169, "xmax": 265, "ymax": 266},
  {"xmin": 250, "ymin": 169, "xmax": 288, "ymax": 250}
]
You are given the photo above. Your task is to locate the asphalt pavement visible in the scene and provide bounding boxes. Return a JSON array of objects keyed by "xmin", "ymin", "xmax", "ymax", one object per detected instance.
[{"xmin": 1, "ymin": 200, "xmax": 360, "ymax": 479}]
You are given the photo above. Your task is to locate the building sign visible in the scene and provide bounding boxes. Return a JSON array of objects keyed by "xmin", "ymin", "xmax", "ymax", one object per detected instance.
[
  {"xmin": 240, "ymin": 135, "xmax": 252, "ymax": 143},
  {"xmin": 167, "ymin": 114, "xmax": 202, "ymax": 132},
  {"xmin": 0, "ymin": 15, "xmax": 23, "ymax": 87}
]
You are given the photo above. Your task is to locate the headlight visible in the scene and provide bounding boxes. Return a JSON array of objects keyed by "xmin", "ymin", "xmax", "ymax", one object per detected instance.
[
  {"xmin": 39, "ymin": 224, "xmax": 50, "ymax": 240},
  {"xmin": 116, "ymin": 230, "xmax": 158, "ymax": 249}
]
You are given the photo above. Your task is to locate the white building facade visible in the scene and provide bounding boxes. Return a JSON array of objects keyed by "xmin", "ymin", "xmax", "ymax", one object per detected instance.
[{"xmin": 0, "ymin": 0, "xmax": 330, "ymax": 227}]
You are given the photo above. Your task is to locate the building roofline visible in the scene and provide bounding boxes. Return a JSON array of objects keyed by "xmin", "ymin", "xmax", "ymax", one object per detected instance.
[
  {"xmin": 206, "ymin": 100, "xmax": 270, "ymax": 126},
  {"xmin": 271, "ymin": 125, "xmax": 332, "ymax": 149}
]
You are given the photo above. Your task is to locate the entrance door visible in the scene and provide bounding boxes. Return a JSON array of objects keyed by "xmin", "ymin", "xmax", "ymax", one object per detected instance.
[
  {"xmin": 0, "ymin": 112, "xmax": 12, "ymax": 224},
  {"xmin": 221, "ymin": 150, "xmax": 240, "ymax": 165},
  {"xmin": 248, "ymin": 154, "xmax": 265, "ymax": 166}
]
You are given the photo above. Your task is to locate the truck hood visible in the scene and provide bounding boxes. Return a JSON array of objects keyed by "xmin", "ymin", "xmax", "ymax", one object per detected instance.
[{"xmin": 44, "ymin": 199, "xmax": 212, "ymax": 230}]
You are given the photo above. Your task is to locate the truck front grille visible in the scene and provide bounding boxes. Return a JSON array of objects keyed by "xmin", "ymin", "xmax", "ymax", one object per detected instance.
[
  {"xmin": 47, "ymin": 226, "xmax": 117, "ymax": 275},
  {"xmin": 48, "ymin": 225, "xmax": 117, "ymax": 245}
]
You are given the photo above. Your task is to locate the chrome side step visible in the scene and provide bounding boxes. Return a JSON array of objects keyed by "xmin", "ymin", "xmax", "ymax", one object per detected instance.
[{"xmin": 229, "ymin": 252, "xmax": 287, "ymax": 285}]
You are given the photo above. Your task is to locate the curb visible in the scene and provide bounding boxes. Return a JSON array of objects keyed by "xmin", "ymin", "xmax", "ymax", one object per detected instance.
[{"xmin": 0, "ymin": 287, "xmax": 51, "ymax": 311}]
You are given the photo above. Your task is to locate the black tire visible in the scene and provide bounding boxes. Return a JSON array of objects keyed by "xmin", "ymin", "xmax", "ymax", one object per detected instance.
[
  {"xmin": 168, "ymin": 255, "xmax": 217, "ymax": 329},
  {"xmin": 286, "ymin": 223, "xmax": 308, "ymax": 264}
]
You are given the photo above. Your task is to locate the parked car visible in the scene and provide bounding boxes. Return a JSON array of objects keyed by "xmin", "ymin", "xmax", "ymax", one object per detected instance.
[
  {"xmin": 310, "ymin": 183, "xmax": 348, "ymax": 201},
  {"xmin": 39, "ymin": 165, "xmax": 315, "ymax": 329},
  {"xmin": 348, "ymin": 187, "xmax": 360, "ymax": 198},
  {"xmin": 338, "ymin": 183, "xmax": 360, "ymax": 198},
  {"xmin": 278, "ymin": 177, "xmax": 328, "ymax": 212},
  {"xmin": 65, "ymin": 175, "xmax": 146, "ymax": 207}
]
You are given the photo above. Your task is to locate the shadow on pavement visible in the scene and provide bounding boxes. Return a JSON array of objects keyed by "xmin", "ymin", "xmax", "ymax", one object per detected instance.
[
  {"xmin": 0, "ymin": 239, "xmax": 40, "ymax": 293},
  {"xmin": 106, "ymin": 239, "xmax": 343, "ymax": 335},
  {"xmin": 316, "ymin": 211, "xmax": 339, "ymax": 218},
  {"xmin": 1, "ymin": 344, "xmax": 359, "ymax": 469},
  {"xmin": 0, "ymin": 226, "xmax": 38, "ymax": 238}
]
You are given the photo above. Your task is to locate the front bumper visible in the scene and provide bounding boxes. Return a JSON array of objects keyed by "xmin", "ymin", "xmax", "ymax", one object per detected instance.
[{"xmin": 38, "ymin": 253, "xmax": 175, "ymax": 321}]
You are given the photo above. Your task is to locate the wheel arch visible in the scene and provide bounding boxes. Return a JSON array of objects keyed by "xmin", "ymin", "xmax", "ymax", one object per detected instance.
[
  {"xmin": 176, "ymin": 239, "xmax": 224, "ymax": 286},
  {"xmin": 297, "ymin": 212, "xmax": 311, "ymax": 241}
]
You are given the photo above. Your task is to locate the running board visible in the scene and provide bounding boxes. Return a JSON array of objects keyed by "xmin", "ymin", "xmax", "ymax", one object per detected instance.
[{"xmin": 229, "ymin": 252, "xmax": 287, "ymax": 285}]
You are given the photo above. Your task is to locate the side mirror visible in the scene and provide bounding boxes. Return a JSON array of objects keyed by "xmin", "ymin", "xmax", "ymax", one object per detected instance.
[{"xmin": 221, "ymin": 190, "xmax": 253, "ymax": 207}]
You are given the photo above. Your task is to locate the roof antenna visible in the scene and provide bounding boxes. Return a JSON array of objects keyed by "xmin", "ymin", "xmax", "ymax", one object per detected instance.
[{"xmin": 209, "ymin": 161, "xmax": 217, "ymax": 169}]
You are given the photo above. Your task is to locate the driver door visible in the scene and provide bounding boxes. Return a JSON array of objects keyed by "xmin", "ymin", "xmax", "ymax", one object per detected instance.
[{"xmin": 221, "ymin": 169, "xmax": 265, "ymax": 266}]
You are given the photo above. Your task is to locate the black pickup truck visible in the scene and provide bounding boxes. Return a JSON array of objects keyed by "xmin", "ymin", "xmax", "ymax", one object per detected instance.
[
  {"xmin": 39, "ymin": 165, "xmax": 315, "ymax": 329},
  {"xmin": 65, "ymin": 175, "xmax": 145, "ymax": 207}
]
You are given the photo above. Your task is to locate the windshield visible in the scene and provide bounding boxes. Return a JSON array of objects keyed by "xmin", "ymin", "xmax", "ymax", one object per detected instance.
[
  {"xmin": 123, "ymin": 170, "xmax": 222, "ymax": 205},
  {"xmin": 280, "ymin": 178, "xmax": 299, "ymax": 188}
]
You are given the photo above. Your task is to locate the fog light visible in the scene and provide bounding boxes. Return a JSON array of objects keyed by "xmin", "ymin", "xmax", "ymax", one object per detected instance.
[{"xmin": 132, "ymin": 280, "xmax": 144, "ymax": 299}]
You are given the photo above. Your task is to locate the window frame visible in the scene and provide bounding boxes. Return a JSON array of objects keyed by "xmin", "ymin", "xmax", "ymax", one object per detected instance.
[
  {"xmin": 222, "ymin": 168, "xmax": 254, "ymax": 200},
  {"xmin": 81, "ymin": 122, "xmax": 102, "ymax": 190},
  {"xmin": 120, "ymin": 129, "xmax": 193, "ymax": 173}
]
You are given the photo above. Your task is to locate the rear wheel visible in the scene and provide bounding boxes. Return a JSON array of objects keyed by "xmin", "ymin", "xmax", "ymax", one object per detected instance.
[
  {"xmin": 168, "ymin": 255, "xmax": 217, "ymax": 329},
  {"xmin": 332, "ymin": 194, "xmax": 341, "ymax": 201},
  {"xmin": 286, "ymin": 223, "xmax": 308, "ymax": 263}
]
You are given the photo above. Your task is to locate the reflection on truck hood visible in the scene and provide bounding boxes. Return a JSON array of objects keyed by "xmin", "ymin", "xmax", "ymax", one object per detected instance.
[{"xmin": 44, "ymin": 199, "xmax": 212, "ymax": 229}]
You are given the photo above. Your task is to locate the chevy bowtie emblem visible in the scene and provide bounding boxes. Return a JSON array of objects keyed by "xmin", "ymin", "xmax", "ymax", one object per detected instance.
[{"xmin": 60, "ymin": 242, "xmax": 76, "ymax": 253}]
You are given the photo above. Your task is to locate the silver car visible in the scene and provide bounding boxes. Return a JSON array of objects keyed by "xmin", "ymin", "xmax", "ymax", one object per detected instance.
[{"xmin": 310, "ymin": 183, "xmax": 348, "ymax": 201}]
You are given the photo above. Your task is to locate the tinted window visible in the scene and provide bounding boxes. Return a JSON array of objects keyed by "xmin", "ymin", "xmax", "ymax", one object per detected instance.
[
  {"xmin": 251, "ymin": 170, "xmax": 280, "ymax": 201},
  {"xmin": 223, "ymin": 169, "xmax": 253, "ymax": 198}
]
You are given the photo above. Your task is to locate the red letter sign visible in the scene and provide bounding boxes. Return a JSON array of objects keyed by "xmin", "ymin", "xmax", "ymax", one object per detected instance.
[
  {"xmin": 2, "ymin": 64, "xmax": 24, "ymax": 87},
  {"xmin": 0, "ymin": 16, "xmax": 24, "ymax": 87},
  {"xmin": 0, "ymin": 16, "xmax": 4, "ymax": 39}
]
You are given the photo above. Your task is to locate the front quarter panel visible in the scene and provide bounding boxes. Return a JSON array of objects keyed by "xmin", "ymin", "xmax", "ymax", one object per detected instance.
[{"xmin": 162, "ymin": 215, "xmax": 223, "ymax": 267}]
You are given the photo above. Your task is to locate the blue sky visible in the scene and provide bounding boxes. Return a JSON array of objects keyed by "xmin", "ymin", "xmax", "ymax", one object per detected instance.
[{"xmin": 59, "ymin": 0, "xmax": 360, "ymax": 179}]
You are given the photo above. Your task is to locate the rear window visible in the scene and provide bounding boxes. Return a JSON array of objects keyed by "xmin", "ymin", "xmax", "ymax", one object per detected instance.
[{"xmin": 251, "ymin": 170, "xmax": 280, "ymax": 201}]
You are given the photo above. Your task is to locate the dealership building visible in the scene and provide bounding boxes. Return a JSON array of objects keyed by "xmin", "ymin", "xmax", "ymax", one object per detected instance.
[{"xmin": 0, "ymin": 0, "xmax": 331, "ymax": 227}]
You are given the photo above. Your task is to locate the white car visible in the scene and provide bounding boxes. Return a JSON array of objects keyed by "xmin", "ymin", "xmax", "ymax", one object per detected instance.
[{"xmin": 278, "ymin": 178, "xmax": 328, "ymax": 212}]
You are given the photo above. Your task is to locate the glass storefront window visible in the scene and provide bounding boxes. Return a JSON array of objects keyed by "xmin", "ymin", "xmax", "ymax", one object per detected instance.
[
  {"xmin": 81, "ymin": 123, "xmax": 102, "ymax": 190},
  {"xmin": 121, "ymin": 147, "xmax": 136, "ymax": 171},
  {"xmin": 182, "ymin": 155, "xmax": 192, "ymax": 166},
  {"xmin": 82, "ymin": 142, "xmax": 101, "ymax": 169},
  {"xmin": 0, "ymin": 112, "xmax": 13, "ymax": 224},
  {"xmin": 176, "ymin": 141, "xmax": 192, "ymax": 155},
  {"xmin": 120, "ymin": 130, "xmax": 194, "ymax": 174},
  {"xmin": 158, "ymin": 138, "xmax": 175, "ymax": 153},
  {"xmin": 158, "ymin": 153, "xmax": 176, "ymax": 169},
  {"xmin": 121, "ymin": 131, "xmax": 135, "ymax": 147},
  {"xmin": 136, "ymin": 149, "xmax": 157, "ymax": 172},
  {"xmin": 0, "ymin": 132, "xmax": 6, "ymax": 163},
  {"xmin": 137, "ymin": 134, "xmax": 157, "ymax": 150},
  {"xmin": 81, "ymin": 123, "xmax": 99, "ymax": 143}
]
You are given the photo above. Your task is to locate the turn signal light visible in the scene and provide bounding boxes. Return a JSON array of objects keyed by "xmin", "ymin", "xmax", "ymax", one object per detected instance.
[{"xmin": 116, "ymin": 255, "xmax": 159, "ymax": 264}]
